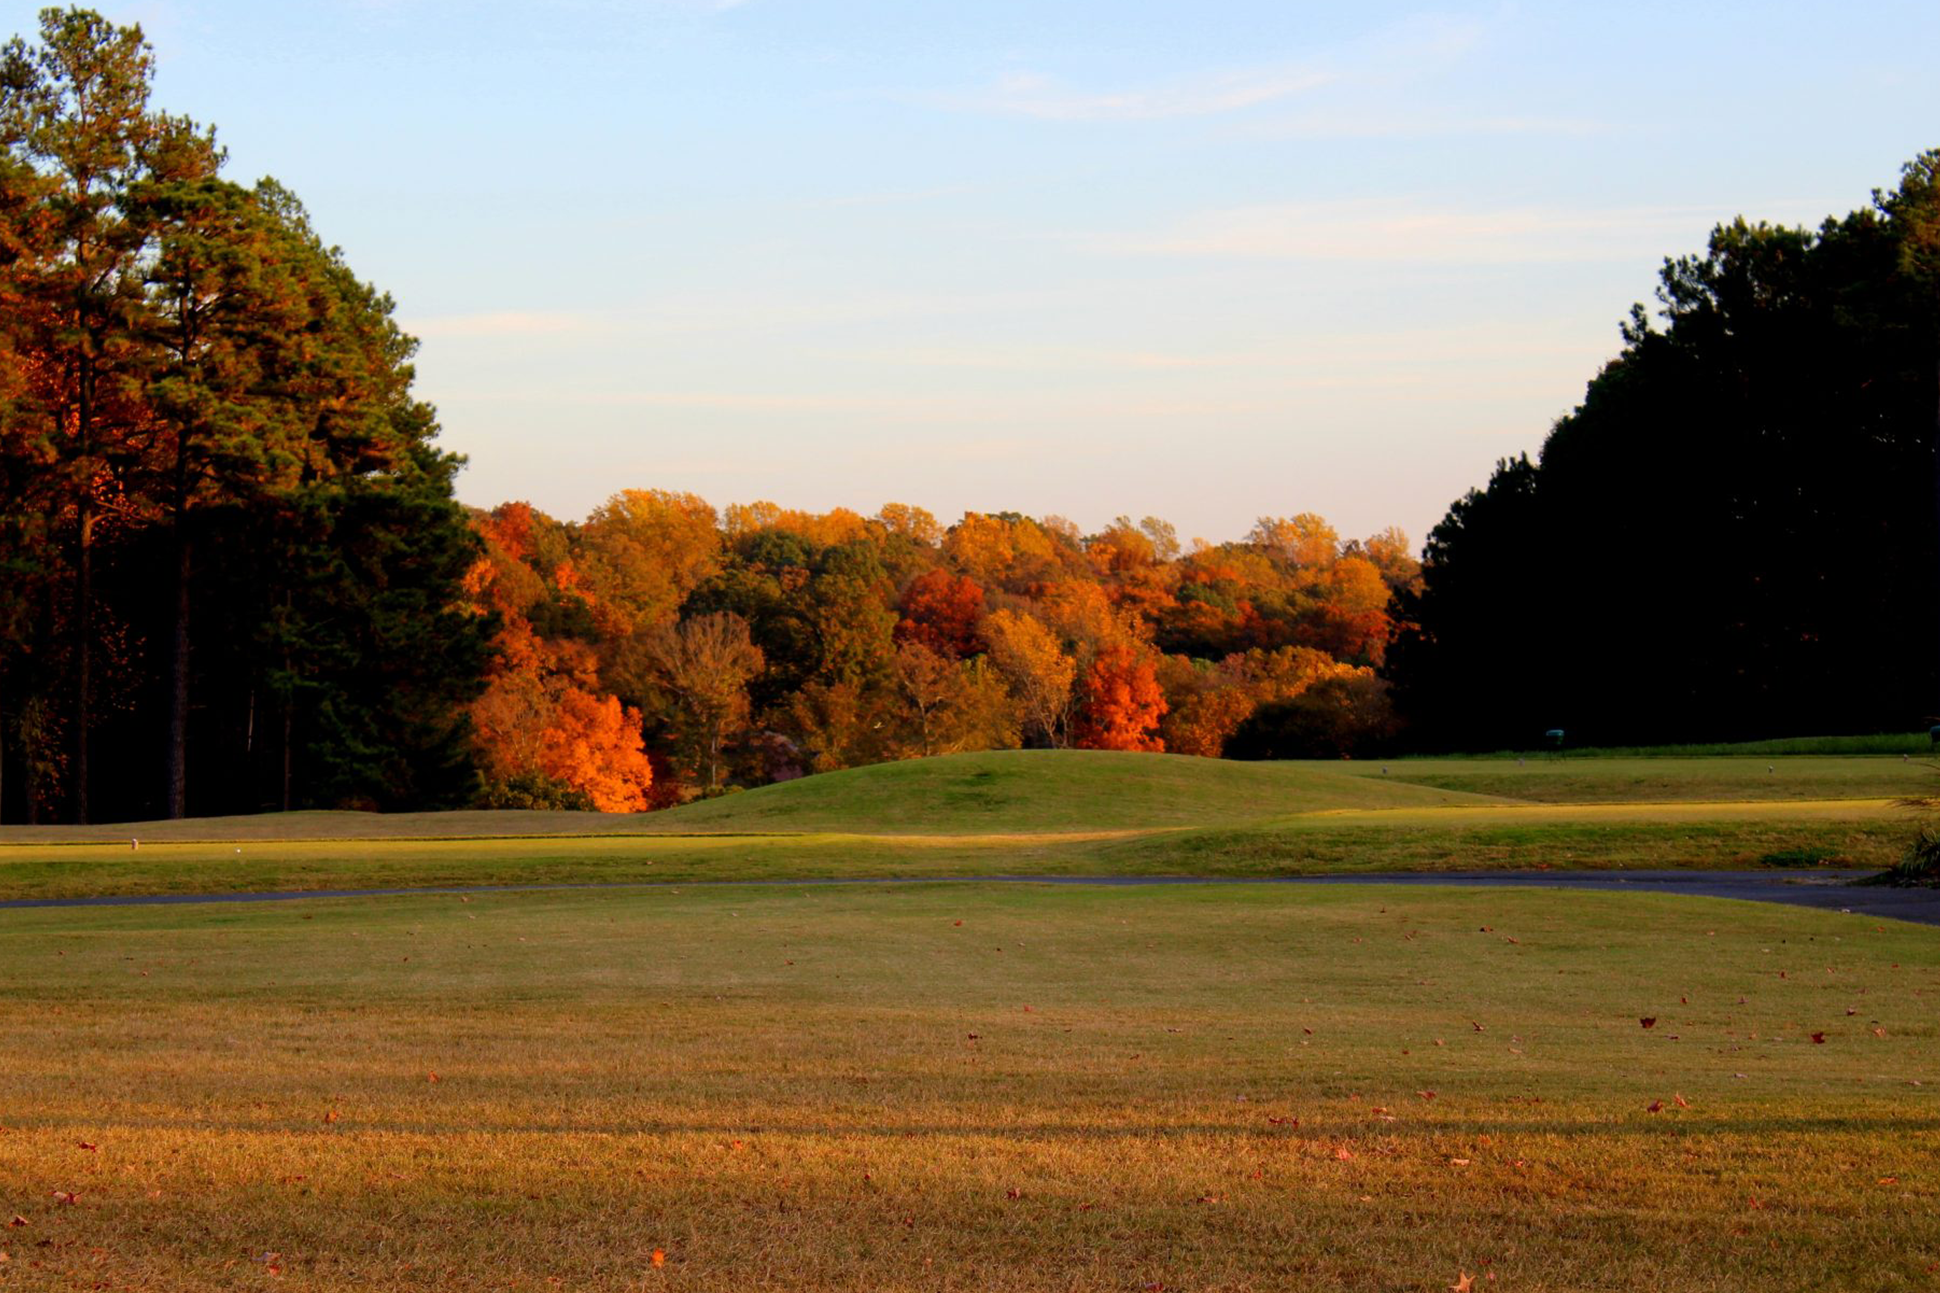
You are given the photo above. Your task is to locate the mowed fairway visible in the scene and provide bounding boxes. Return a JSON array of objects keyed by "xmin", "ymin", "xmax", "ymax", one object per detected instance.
[
  {"xmin": 0, "ymin": 882, "xmax": 1936, "ymax": 1291},
  {"xmin": 2, "ymin": 751, "xmax": 1937, "ymax": 1290},
  {"xmin": 0, "ymin": 751, "xmax": 1928, "ymax": 901}
]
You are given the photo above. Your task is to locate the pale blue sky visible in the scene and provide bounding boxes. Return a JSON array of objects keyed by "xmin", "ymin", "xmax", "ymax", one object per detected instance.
[{"xmin": 17, "ymin": 1, "xmax": 1940, "ymax": 547}]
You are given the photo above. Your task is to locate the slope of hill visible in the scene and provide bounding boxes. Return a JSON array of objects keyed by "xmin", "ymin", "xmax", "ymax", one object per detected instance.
[{"xmin": 636, "ymin": 749, "xmax": 1503, "ymax": 835}]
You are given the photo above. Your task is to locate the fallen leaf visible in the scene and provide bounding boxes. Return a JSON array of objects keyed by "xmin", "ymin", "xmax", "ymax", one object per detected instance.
[
  {"xmin": 75, "ymin": 1141, "xmax": 96, "ymax": 1152},
  {"xmin": 1451, "ymin": 1273, "xmax": 1476, "ymax": 1292},
  {"xmin": 49, "ymin": 1191, "xmax": 76, "ymax": 1206},
  {"xmin": 1674, "ymin": 1093, "xmax": 1690, "ymax": 1108},
  {"xmin": 323, "ymin": 1110, "xmax": 339, "ymax": 1124},
  {"xmin": 651, "ymin": 1249, "xmax": 666, "ymax": 1268},
  {"xmin": 1646, "ymin": 1100, "xmax": 1663, "ymax": 1113},
  {"xmin": 1639, "ymin": 1017, "xmax": 1657, "ymax": 1030},
  {"xmin": 1417, "ymin": 1090, "xmax": 1437, "ymax": 1101},
  {"xmin": 7, "ymin": 1216, "xmax": 24, "ymax": 1228},
  {"xmin": 1811, "ymin": 1032, "xmax": 1826, "ymax": 1044},
  {"xmin": 426, "ymin": 1071, "xmax": 440, "ymax": 1084}
]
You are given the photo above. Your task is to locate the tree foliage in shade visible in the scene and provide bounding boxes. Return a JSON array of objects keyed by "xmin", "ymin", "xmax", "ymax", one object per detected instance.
[{"xmin": 1391, "ymin": 152, "xmax": 1940, "ymax": 750}]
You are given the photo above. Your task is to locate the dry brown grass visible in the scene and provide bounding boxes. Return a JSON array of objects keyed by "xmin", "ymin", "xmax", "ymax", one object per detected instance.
[{"xmin": 1, "ymin": 882, "xmax": 1935, "ymax": 1290}]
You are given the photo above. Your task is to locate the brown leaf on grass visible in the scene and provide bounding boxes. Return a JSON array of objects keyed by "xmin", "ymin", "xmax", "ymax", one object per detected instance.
[
  {"xmin": 1266, "ymin": 1116, "xmax": 1297, "ymax": 1126},
  {"xmin": 1674, "ymin": 1093, "xmax": 1690, "ymax": 1108},
  {"xmin": 49, "ymin": 1191, "xmax": 76, "ymax": 1206},
  {"xmin": 1471, "ymin": 1021, "xmax": 1484, "ymax": 1032},
  {"xmin": 1450, "ymin": 1273, "xmax": 1475, "ymax": 1292},
  {"xmin": 427, "ymin": 1071, "xmax": 440, "ymax": 1084},
  {"xmin": 7, "ymin": 1215, "xmax": 24, "ymax": 1228},
  {"xmin": 1417, "ymin": 1090, "xmax": 1437, "ymax": 1100},
  {"xmin": 1639, "ymin": 1017, "xmax": 1656, "ymax": 1029},
  {"xmin": 651, "ymin": 1249, "xmax": 666, "ymax": 1268},
  {"xmin": 1646, "ymin": 1101, "xmax": 1663, "ymax": 1113},
  {"xmin": 1872, "ymin": 1027, "xmax": 1887, "ymax": 1038},
  {"xmin": 1005, "ymin": 1188, "xmax": 1022, "ymax": 1199},
  {"xmin": 1334, "ymin": 1147, "xmax": 1355, "ymax": 1161},
  {"xmin": 323, "ymin": 1110, "xmax": 339, "ymax": 1124},
  {"xmin": 1811, "ymin": 1032, "xmax": 1826, "ymax": 1044}
]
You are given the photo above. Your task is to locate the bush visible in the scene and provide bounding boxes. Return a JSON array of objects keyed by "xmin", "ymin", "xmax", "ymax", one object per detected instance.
[
  {"xmin": 1860, "ymin": 821, "xmax": 1940, "ymax": 887},
  {"xmin": 476, "ymin": 773, "xmax": 594, "ymax": 812}
]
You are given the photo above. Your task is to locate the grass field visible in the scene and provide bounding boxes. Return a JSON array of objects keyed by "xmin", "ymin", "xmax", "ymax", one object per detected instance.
[
  {"xmin": 1, "ymin": 882, "xmax": 1934, "ymax": 1291},
  {"xmin": 0, "ymin": 751, "xmax": 1928, "ymax": 901},
  {"xmin": 2, "ymin": 751, "xmax": 1936, "ymax": 1290}
]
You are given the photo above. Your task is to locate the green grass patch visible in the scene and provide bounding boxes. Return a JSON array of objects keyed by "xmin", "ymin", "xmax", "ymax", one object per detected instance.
[{"xmin": 1355, "ymin": 755, "xmax": 1932, "ymax": 804}]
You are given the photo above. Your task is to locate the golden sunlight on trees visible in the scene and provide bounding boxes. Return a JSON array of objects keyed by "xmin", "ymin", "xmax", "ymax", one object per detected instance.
[{"xmin": 982, "ymin": 609, "xmax": 1077, "ymax": 748}]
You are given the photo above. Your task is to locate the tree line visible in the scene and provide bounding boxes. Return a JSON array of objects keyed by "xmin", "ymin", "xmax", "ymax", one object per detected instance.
[
  {"xmin": 458, "ymin": 497, "xmax": 1420, "ymax": 811},
  {"xmin": 0, "ymin": 9, "xmax": 489, "ymax": 822},
  {"xmin": 1388, "ymin": 150, "xmax": 1940, "ymax": 751}
]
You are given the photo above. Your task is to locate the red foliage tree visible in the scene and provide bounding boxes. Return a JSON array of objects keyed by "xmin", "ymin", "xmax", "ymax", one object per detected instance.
[{"xmin": 895, "ymin": 569, "xmax": 986, "ymax": 658}]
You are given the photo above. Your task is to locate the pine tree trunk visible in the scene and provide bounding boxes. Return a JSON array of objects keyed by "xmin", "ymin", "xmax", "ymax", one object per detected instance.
[
  {"xmin": 74, "ymin": 504, "xmax": 91, "ymax": 824},
  {"xmin": 72, "ymin": 347, "xmax": 95, "ymax": 824},
  {"xmin": 282, "ymin": 679, "xmax": 293, "ymax": 814},
  {"xmin": 164, "ymin": 526, "xmax": 191, "ymax": 819}
]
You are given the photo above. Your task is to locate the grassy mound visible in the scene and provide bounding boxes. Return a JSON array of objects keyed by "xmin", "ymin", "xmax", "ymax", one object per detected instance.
[{"xmin": 640, "ymin": 749, "xmax": 1503, "ymax": 835}]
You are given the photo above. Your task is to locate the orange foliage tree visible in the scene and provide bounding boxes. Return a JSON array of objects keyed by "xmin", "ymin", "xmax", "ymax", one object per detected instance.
[
  {"xmin": 1073, "ymin": 644, "xmax": 1167, "ymax": 752},
  {"xmin": 464, "ymin": 505, "xmax": 654, "ymax": 812}
]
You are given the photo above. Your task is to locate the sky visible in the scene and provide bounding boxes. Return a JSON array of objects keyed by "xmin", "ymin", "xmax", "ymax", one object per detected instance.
[{"xmin": 14, "ymin": 1, "xmax": 1940, "ymax": 549}]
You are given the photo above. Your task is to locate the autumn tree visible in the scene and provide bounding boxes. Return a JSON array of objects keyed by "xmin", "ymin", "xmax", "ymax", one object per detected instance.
[
  {"xmin": 885, "ymin": 640, "xmax": 1019, "ymax": 757},
  {"xmin": 643, "ymin": 611, "xmax": 765, "ymax": 793},
  {"xmin": 895, "ymin": 568, "xmax": 985, "ymax": 658},
  {"xmin": 981, "ymin": 608, "xmax": 1075, "ymax": 748},
  {"xmin": 576, "ymin": 488, "xmax": 721, "ymax": 638},
  {"xmin": 1072, "ymin": 644, "xmax": 1166, "ymax": 752},
  {"xmin": 464, "ymin": 504, "xmax": 653, "ymax": 812}
]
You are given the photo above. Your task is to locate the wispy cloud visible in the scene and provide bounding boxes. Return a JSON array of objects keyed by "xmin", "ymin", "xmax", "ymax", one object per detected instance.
[
  {"xmin": 1091, "ymin": 199, "xmax": 1736, "ymax": 264},
  {"xmin": 950, "ymin": 64, "xmax": 1337, "ymax": 123},
  {"xmin": 928, "ymin": 12, "xmax": 1487, "ymax": 124},
  {"xmin": 1239, "ymin": 112, "xmax": 1610, "ymax": 141}
]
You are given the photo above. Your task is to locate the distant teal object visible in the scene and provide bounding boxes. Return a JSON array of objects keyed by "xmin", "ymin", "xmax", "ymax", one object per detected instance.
[{"xmin": 1928, "ymin": 725, "xmax": 1940, "ymax": 745}]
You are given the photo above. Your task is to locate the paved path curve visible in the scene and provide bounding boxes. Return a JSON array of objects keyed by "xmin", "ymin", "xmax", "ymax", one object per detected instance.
[{"xmin": 2, "ymin": 869, "xmax": 1936, "ymax": 925}]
